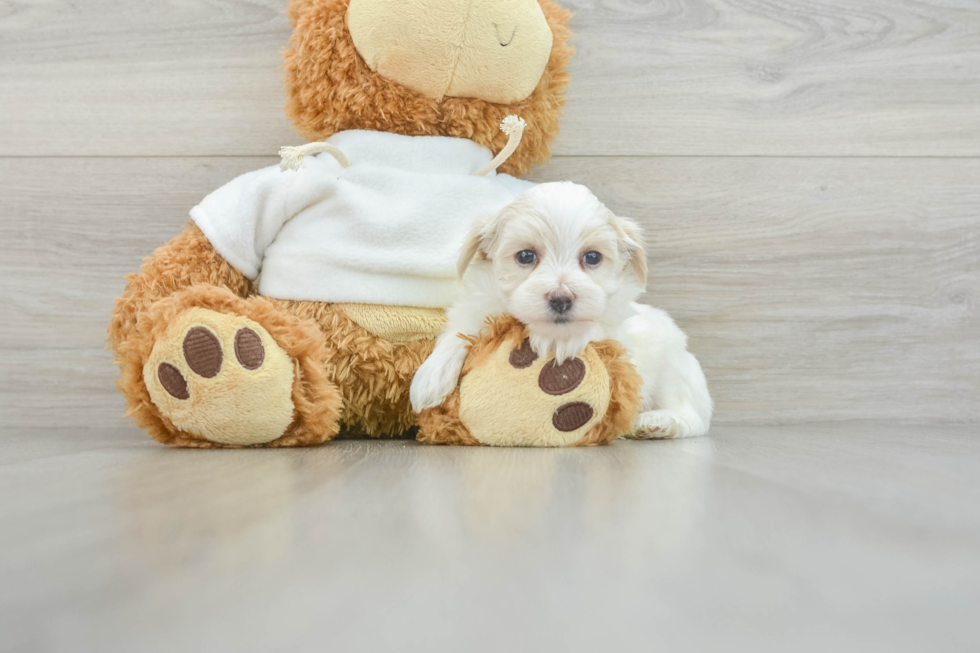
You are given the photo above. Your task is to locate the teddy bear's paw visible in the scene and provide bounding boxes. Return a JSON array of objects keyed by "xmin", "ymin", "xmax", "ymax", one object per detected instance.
[
  {"xmin": 457, "ymin": 337, "xmax": 612, "ymax": 447},
  {"xmin": 417, "ymin": 316, "xmax": 643, "ymax": 448},
  {"xmin": 143, "ymin": 308, "xmax": 296, "ymax": 446}
]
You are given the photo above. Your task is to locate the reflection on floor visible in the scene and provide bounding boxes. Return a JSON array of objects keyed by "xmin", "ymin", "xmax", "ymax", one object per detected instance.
[{"xmin": 1, "ymin": 423, "xmax": 977, "ymax": 652}]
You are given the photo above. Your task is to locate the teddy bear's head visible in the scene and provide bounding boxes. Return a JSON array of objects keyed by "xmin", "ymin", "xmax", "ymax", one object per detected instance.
[{"xmin": 284, "ymin": 0, "xmax": 574, "ymax": 176}]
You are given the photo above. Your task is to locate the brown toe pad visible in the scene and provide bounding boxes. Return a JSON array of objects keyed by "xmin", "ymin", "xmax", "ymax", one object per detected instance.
[{"xmin": 183, "ymin": 327, "xmax": 222, "ymax": 378}]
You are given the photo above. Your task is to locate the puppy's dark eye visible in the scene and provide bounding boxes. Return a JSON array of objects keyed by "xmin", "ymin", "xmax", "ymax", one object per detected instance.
[
  {"xmin": 516, "ymin": 250, "xmax": 537, "ymax": 266},
  {"xmin": 583, "ymin": 251, "xmax": 602, "ymax": 267}
]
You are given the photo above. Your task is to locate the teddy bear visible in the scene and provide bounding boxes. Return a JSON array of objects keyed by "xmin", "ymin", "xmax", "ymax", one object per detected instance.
[{"xmin": 108, "ymin": 0, "xmax": 642, "ymax": 448}]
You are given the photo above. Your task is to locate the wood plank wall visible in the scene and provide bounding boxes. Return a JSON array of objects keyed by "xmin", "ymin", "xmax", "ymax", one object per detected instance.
[{"xmin": 1, "ymin": 0, "xmax": 977, "ymax": 428}]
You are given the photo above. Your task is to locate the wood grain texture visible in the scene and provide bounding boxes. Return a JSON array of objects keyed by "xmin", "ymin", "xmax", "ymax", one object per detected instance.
[
  {"xmin": 1, "ymin": 424, "xmax": 978, "ymax": 652},
  {"xmin": 541, "ymin": 156, "xmax": 980, "ymax": 424},
  {"xmin": 1, "ymin": 0, "xmax": 979, "ymax": 156},
  {"xmin": 1, "ymin": 156, "xmax": 976, "ymax": 427}
]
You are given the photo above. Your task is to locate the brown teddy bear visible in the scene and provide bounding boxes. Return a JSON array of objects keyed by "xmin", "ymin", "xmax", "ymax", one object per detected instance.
[{"xmin": 108, "ymin": 0, "xmax": 642, "ymax": 448}]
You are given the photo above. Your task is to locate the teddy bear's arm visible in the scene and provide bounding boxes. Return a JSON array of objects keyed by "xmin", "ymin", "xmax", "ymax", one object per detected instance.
[{"xmin": 108, "ymin": 223, "xmax": 254, "ymax": 357}]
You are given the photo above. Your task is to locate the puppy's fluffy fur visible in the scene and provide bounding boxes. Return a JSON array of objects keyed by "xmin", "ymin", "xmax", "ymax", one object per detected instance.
[{"xmin": 410, "ymin": 182, "xmax": 712, "ymax": 439}]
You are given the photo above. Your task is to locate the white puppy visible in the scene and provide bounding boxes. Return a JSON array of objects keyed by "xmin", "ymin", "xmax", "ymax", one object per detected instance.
[{"xmin": 410, "ymin": 182, "xmax": 712, "ymax": 439}]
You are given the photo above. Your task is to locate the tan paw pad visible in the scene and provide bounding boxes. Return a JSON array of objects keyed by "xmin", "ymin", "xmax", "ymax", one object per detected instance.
[
  {"xmin": 143, "ymin": 308, "xmax": 295, "ymax": 446},
  {"xmin": 458, "ymin": 337, "xmax": 611, "ymax": 447}
]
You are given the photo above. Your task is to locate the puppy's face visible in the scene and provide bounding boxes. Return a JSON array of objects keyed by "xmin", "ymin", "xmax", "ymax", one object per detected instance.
[{"xmin": 459, "ymin": 182, "xmax": 647, "ymax": 340}]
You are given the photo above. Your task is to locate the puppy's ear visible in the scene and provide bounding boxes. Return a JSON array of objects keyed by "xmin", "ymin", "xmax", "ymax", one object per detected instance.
[
  {"xmin": 457, "ymin": 212, "xmax": 504, "ymax": 278},
  {"xmin": 457, "ymin": 222, "xmax": 484, "ymax": 279},
  {"xmin": 611, "ymin": 215, "xmax": 648, "ymax": 288}
]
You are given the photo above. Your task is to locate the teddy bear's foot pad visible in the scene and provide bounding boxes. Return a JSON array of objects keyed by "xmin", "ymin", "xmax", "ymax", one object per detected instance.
[
  {"xmin": 417, "ymin": 316, "xmax": 643, "ymax": 448},
  {"xmin": 143, "ymin": 308, "xmax": 296, "ymax": 446},
  {"xmin": 458, "ymin": 337, "xmax": 611, "ymax": 447}
]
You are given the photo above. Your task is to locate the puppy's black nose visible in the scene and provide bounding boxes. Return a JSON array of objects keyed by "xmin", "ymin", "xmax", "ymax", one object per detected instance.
[{"xmin": 549, "ymin": 295, "xmax": 573, "ymax": 315}]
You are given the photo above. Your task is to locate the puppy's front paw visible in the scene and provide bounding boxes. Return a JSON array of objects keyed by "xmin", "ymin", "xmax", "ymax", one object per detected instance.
[
  {"xmin": 529, "ymin": 328, "xmax": 598, "ymax": 364},
  {"xmin": 410, "ymin": 357, "xmax": 461, "ymax": 412}
]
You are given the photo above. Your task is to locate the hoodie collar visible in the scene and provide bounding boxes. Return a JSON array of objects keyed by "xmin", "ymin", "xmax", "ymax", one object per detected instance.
[{"xmin": 325, "ymin": 129, "xmax": 495, "ymax": 176}]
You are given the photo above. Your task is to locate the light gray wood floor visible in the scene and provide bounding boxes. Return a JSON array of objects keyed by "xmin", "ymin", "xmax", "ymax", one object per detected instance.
[{"xmin": 2, "ymin": 424, "xmax": 978, "ymax": 653}]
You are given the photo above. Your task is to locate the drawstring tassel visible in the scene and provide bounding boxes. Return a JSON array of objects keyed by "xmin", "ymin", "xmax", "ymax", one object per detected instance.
[
  {"xmin": 279, "ymin": 142, "xmax": 351, "ymax": 172},
  {"xmin": 474, "ymin": 115, "xmax": 526, "ymax": 177}
]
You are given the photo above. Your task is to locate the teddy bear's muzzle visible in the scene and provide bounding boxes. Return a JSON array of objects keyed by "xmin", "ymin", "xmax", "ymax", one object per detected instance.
[{"xmin": 347, "ymin": 0, "xmax": 555, "ymax": 104}]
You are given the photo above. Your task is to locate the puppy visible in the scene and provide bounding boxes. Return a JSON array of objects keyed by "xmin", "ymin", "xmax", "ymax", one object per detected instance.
[{"xmin": 410, "ymin": 182, "xmax": 712, "ymax": 439}]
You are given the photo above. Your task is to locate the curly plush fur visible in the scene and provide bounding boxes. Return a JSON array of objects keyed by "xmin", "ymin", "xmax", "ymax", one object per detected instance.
[
  {"xmin": 284, "ymin": 0, "xmax": 574, "ymax": 177},
  {"xmin": 270, "ymin": 298, "xmax": 434, "ymax": 436}
]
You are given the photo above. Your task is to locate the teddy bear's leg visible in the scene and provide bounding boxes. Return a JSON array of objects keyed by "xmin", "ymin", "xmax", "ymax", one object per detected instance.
[
  {"xmin": 110, "ymin": 225, "xmax": 342, "ymax": 447},
  {"xmin": 139, "ymin": 291, "xmax": 342, "ymax": 447},
  {"xmin": 109, "ymin": 224, "xmax": 254, "ymax": 345},
  {"xmin": 275, "ymin": 300, "xmax": 434, "ymax": 439}
]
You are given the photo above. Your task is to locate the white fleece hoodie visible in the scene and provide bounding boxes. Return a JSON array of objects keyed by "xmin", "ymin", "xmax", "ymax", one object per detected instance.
[{"xmin": 191, "ymin": 130, "xmax": 536, "ymax": 308}]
